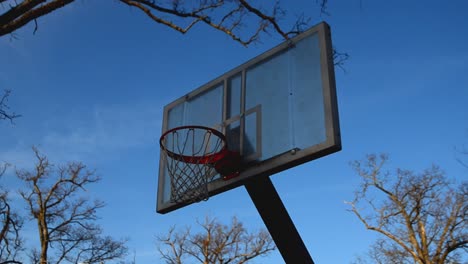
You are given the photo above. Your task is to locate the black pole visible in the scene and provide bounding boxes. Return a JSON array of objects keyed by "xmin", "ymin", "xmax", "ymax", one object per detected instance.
[{"xmin": 244, "ymin": 176, "xmax": 314, "ymax": 264}]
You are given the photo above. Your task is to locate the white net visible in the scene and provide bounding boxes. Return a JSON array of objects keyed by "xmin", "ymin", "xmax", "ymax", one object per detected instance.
[{"xmin": 160, "ymin": 126, "xmax": 225, "ymax": 203}]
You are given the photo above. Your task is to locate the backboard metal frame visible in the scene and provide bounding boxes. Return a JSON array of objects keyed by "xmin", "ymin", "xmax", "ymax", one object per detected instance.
[{"xmin": 157, "ymin": 21, "xmax": 340, "ymax": 214}]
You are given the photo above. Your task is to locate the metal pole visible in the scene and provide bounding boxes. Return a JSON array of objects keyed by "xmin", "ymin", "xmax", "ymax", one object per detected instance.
[{"xmin": 245, "ymin": 176, "xmax": 314, "ymax": 264}]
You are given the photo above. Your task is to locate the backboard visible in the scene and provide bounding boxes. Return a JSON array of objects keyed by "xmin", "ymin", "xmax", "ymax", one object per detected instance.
[{"xmin": 157, "ymin": 22, "xmax": 340, "ymax": 214}]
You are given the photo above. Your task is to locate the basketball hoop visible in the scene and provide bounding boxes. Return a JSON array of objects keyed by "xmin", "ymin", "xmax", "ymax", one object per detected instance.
[{"xmin": 160, "ymin": 126, "xmax": 241, "ymax": 203}]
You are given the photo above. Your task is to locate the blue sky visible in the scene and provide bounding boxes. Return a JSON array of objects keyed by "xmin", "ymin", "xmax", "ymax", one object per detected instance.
[{"xmin": 1, "ymin": 0, "xmax": 467, "ymax": 263}]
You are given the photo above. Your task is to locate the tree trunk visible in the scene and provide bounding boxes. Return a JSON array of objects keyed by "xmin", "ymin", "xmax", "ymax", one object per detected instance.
[{"xmin": 38, "ymin": 212, "xmax": 48, "ymax": 264}]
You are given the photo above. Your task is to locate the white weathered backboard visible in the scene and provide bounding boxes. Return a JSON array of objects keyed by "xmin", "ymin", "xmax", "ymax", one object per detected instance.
[{"xmin": 157, "ymin": 22, "xmax": 340, "ymax": 213}]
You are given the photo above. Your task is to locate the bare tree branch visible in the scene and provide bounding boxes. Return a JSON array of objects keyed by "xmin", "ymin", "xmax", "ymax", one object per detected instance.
[
  {"xmin": 347, "ymin": 154, "xmax": 467, "ymax": 264},
  {"xmin": 0, "ymin": 0, "xmax": 74, "ymax": 36},
  {"xmin": 0, "ymin": 1, "xmax": 330, "ymax": 46},
  {"xmin": 316, "ymin": 0, "xmax": 330, "ymax": 16},
  {"xmin": 2, "ymin": 1, "xmax": 350, "ymax": 70},
  {"xmin": 118, "ymin": 0, "xmax": 299, "ymax": 46},
  {"xmin": 16, "ymin": 147, "xmax": 127, "ymax": 264},
  {"xmin": 333, "ymin": 48, "xmax": 350, "ymax": 71},
  {"xmin": 157, "ymin": 216, "xmax": 276, "ymax": 264},
  {"xmin": 0, "ymin": 90, "xmax": 20, "ymax": 123},
  {"xmin": 0, "ymin": 163, "xmax": 23, "ymax": 264}
]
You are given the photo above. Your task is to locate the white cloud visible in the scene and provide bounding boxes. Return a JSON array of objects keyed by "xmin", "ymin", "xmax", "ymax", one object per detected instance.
[
  {"xmin": 0, "ymin": 143, "xmax": 36, "ymax": 170},
  {"xmin": 44, "ymin": 103, "xmax": 160, "ymax": 159},
  {"xmin": 1, "ymin": 102, "xmax": 162, "ymax": 166}
]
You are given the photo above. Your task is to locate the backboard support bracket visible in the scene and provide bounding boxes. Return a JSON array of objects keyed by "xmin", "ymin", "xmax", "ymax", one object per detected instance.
[{"xmin": 245, "ymin": 176, "xmax": 314, "ymax": 264}]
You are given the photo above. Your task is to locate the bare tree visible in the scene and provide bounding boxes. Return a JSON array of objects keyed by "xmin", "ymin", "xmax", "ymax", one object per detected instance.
[
  {"xmin": 157, "ymin": 216, "xmax": 276, "ymax": 264},
  {"xmin": 0, "ymin": 164, "xmax": 23, "ymax": 264},
  {"xmin": 0, "ymin": 90, "xmax": 22, "ymax": 263},
  {"xmin": 0, "ymin": 90, "xmax": 20, "ymax": 123},
  {"xmin": 347, "ymin": 154, "xmax": 467, "ymax": 264},
  {"xmin": 0, "ymin": 0, "xmax": 329, "ymax": 45},
  {"xmin": 16, "ymin": 148, "xmax": 127, "ymax": 264}
]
